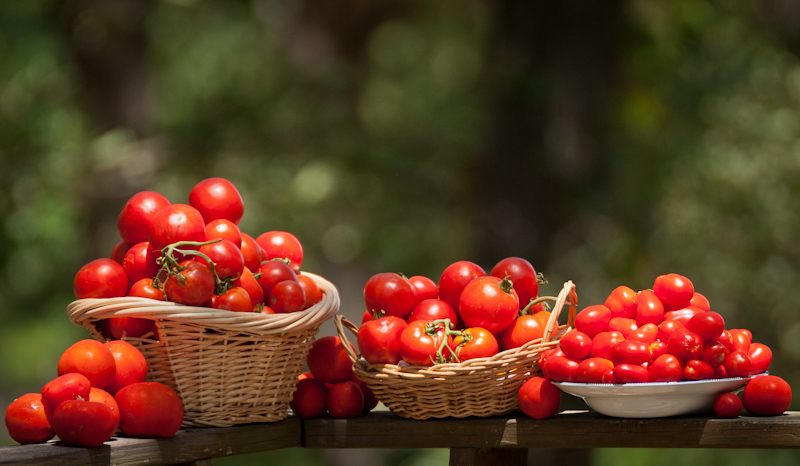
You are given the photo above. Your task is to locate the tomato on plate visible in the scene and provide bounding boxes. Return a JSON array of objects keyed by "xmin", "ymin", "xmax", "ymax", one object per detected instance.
[
  {"xmin": 604, "ymin": 286, "xmax": 637, "ymax": 319},
  {"xmin": 748, "ymin": 342, "xmax": 772, "ymax": 375},
  {"xmin": 188, "ymin": 177, "xmax": 245, "ymax": 225},
  {"xmin": 458, "ymin": 276, "xmax": 519, "ymax": 334},
  {"xmin": 653, "ymin": 273, "xmax": 694, "ymax": 309},
  {"xmin": 648, "ymin": 354, "xmax": 683, "ymax": 382},
  {"xmin": 559, "ymin": 330, "xmax": 593, "ymax": 360},
  {"xmin": 574, "ymin": 305, "xmax": 611, "ymax": 337},
  {"xmin": 575, "ymin": 357, "xmax": 614, "ymax": 384},
  {"xmin": 686, "ymin": 311, "xmax": 725, "ymax": 342},
  {"xmin": 634, "ymin": 289, "xmax": 665, "ymax": 326}
]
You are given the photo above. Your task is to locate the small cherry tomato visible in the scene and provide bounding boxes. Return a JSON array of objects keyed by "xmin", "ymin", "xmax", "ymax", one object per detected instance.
[
  {"xmin": 713, "ymin": 392, "xmax": 742, "ymax": 418},
  {"xmin": 211, "ymin": 286, "xmax": 253, "ymax": 312}
]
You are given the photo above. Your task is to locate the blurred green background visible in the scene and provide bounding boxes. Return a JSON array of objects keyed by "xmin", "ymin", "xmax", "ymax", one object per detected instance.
[{"xmin": 2, "ymin": 0, "xmax": 800, "ymax": 464}]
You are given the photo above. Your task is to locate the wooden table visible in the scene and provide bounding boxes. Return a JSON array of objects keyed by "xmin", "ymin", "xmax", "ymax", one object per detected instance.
[{"xmin": 2, "ymin": 410, "xmax": 799, "ymax": 466}]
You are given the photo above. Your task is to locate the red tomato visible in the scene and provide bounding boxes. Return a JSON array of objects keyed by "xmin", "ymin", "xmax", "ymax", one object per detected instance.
[
  {"xmin": 117, "ymin": 191, "xmax": 171, "ymax": 245},
  {"xmin": 188, "ymin": 177, "xmax": 244, "ymax": 225},
  {"xmin": 663, "ymin": 306, "xmax": 704, "ymax": 326},
  {"xmin": 204, "ymin": 219, "xmax": 242, "ymax": 248},
  {"xmin": 628, "ymin": 323, "xmax": 658, "ymax": 344},
  {"xmin": 589, "ymin": 331, "xmax": 625, "ymax": 359},
  {"xmin": 652, "ymin": 273, "xmax": 694, "ymax": 309},
  {"xmin": 608, "ymin": 317, "xmax": 638, "ymax": 338},
  {"xmin": 713, "ymin": 392, "xmax": 742, "ymax": 418},
  {"xmin": 163, "ymin": 261, "xmax": 215, "ymax": 306},
  {"xmin": 298, "ymin": 274, "xmax": 323, "ymax": 310},
  {"xmin": 290, "ymin": 377, "xmax": 328, "ymax": 419},
  {"xmin": 104, "ymin": 340, "xmax": 148, "ymax": 396},
  {"xmin": 307, "ymin": 336, "xmax": 355, "ymax": 384},
  {"xmin": 256, "ymin": 260, "xmax": 298, "ymax": 298},
  {"xmin": 634, "ymin": 289, "xmax": 665, "ymax": 326},
  {"xmin": 212, "ymin": 286, "xmax": 253, "ymax": 312},
  {"xmin": 408, "ymin": 299, "xmax": 457, "ymax": 324},
  {"xmin": 541, "ymin": 355, "xmax": 579, "ymax": 382},
  {"xmin": 604, "ymin": 286, "xmax": 637, "ymax": 319},
  {"xmin": 724, "ymin": 351, "xmax": 752, "ymax": 378},
  {"xmin": 730, "ymin": 329, "xmax": 752, "ymax": 353},
  {"xmin": 363, "ymin": 272, "xmax": 417, "ymax": 319},
  {"xmin": 115, "ymin": 382, "xmax": 184, "ymax": 438},
  {"xmin": 349, "ymin": 374, "xmax": 379, "ymax": 414},
  {"xmin": 399, "ymin": 320, "xmax": 448, "ymax": 366},
  {"xmin": 742, "ymin": 375, "xmax": 792, "ymax": 416},
  {"xmin": 667, "ymin": 327, "xmax": 703, "ymax": 361},
  {"xmin": 269, "ymin": 280, "xmax": 306, "ymax": 313},
  {"xmin": 408, "ymin": 275, "xmax": 438, "ymax": 303},
  {"xmin": 240, "ymin": 232, "xmax": 263, "ymax": 272},
  {"xmin": 574, "ymin": 305, "xmax": 611, "ymax": 337},
  {"xmin": 128, "ymin": 278, "xmax": 165, "ymax": 301},
  {"xmin": 686, "ymin": 311, "xmax": 725, "ymax": 342},
  {"xmin": 74, "ymin": 258, "xmax": 129, "ymax": 299},
  {"xmin": 459, "ymin": 276, "xmax": 519, "ymax": 334},
  {"xmin": 613, "ymin": 363, "xmax": 650, "ymax": 383},
  {"xmin": 717, "ymin": 330, "xmax": 734, "ymax": 351},
  {"xmin": 748, "ymin": 343, "xmax": 772, "ymax": 375},
  {"xmin": 122, "ymin": 241, "xmax": 160, "ymax": 283},
  {"xmin": 657, "ymin": 319, "xmax": 685, "ymax": 343},
  {"xmin": 58, "ymin": 339, "xmax": 117, "ymax": 389},
  {"xmin": 232, "ymin": 267, "xmax": 264, "ymax": 307},
  {"xmin": 700, "ymin": 341, "xmax": 730, "ymax": 368},
  {"xmin": 147, "ymin": 203, "xmax": 207, "ymax": 254},
  {"xmin": 4, "ymin": 393, "xmax": 54, "ymax": 444},
  {"xmin": 450, "ymin": 327, "xmax": 499, "ymax": 361},
  {"xmin": 256, "ymin": 231, "xmax": 304, "ymax": 272},
  {"xmin": 559, "ymin": 330, "xmax": 593, "ymax": 360},
  {"xmin": 357, "ymin": 316, "xmax": 408, "ymax": 364},
  {"xmin": 648, "ymin": 354, "xmax": 684, "ymax": 382},
  {"xmin": 41, "ymin": 373, "xmax": 92, "ymax": 425},
  {"xmin": 327, "ymin": 381, "xmax": 364, "ymax": 419},
  {"xmin": 198, "ymin": 239, "xmax": 245, "ymax": 280},
  {"xmin": 52, "ymin": 399, "xmax": 117, "ymax": 447},
  {"xmin": 609, "ymin": 340, "xmax": 652, "ymax": 366},
  {"xmin": 490, "ymin": 257, "xmax": 539, "ymax": 308},
  {"xmin": 437, "ymin": 260, "xmax": 487, "ymax": 313},
  {"xmin": 105, "ymin": 315, "xmax": 155, "ymax": 339},
  {"xmin": 649, "ymin": 340, "xmax": 668, "ymax": 361},
  {"xmin": 89, "ymin": 387, "xmax": 120, "ymax": 433},
  {"xmin": 111, "ymin": 240, "xmax": 131, "ymax": 265},
  {"xmin": 575, "ymin": 357, "xmax": 614, "ymax": 384},
  {"xmin": 683, "ymin": 359, "xmax": 715, "ymax": 381},
  {"xmin": 500, "ymin": 311, "xmax": 551, "ymax": 350},
  {"xmin": 690, "ymin": 292, "xmax": 711, "ymax": 312},
  {"xmin": 518, "ymin": 377, "xmax": 561, "ymax": 419}
]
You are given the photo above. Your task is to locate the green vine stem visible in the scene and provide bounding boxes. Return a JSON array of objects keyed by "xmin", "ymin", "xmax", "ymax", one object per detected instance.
[{"xmin": 155, "ymin": 239, "xmax": 230, "ymax": 294}]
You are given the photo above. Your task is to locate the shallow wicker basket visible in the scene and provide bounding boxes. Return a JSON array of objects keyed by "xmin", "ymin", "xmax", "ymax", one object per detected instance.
[
  {"xmin": 335, "ymin": 280, "xmax": 577, "ymax": 420},
  {"xmin": 66, "ymin": 272, "xmax": 340, "ymax": 427}
]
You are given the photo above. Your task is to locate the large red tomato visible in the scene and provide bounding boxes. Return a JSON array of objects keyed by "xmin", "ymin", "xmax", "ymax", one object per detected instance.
[
  {"xmin": 122, "ymin": 241, "xmax": 160, "ymax": 283},
  {"xmin": 357, "ymin": 315, "xmax": 408, "ymax": 364},
  {"xmin": 188, "ymin": 177, "xmax": 245, "ymax": 225},
  {"xmin": 115, "ymin": 382, "xmax": 184, "ymax": 438},
  {"xmin": 408, "ymin": 275, "xmax": 438, "ymax": 303},
  {"xmin": 117, "ymin": 191, "xmax": 171, "ymax": 245},
  {"xmin": 500, "ymin": 311, "xmax": 551, "ymax": 350},
  {"xmin": 399, "ymin": 320, "xmax": 448, "ymax": 366},
  {"xmin": 490, "ymin": 257, "xmax": 539, "ymax": 308},
  {"xmin": 290, "ymin": 377, "xmax": 328, "ymax": 419},
  {"xmin": 4, "ymin": 393, "xmax": 55, "ymax": 444},
  {"xmin": 742, "ymin": 375, "xmax": 792, "ymax": 416},
  {"xmin": 41, "ymin": 373, "xmax": 92, "ymax": 425},
  {"xmin": 147, "ymin": 203, "xmax": 207, "ymax": 254},
  {"xmin": 163, "ymin": 261, "xmax": 216, "ymax": 306},
  {"xmin": 57, "ymin": 339, "xmax": 117, "ymax": 390},
  {"xmin": 197, "ymin": 239, "xmax": 245, "ymax": 280},
  {"xmin": 518, "ymin": 377, "xmax": 561, "ymax": 419},
  {"xmin": 256, "ymin": 231, "xmax": 304, "ymax": 272},
  {"xmin": 307, "ymin": 336, "xmax": 355, "ymax": 384},
  {"xmin": 407, "ymin": 298, "xmax": 457, "ymax": 324},
  {"xmin": 450, "ymin": 327, "xmax": 499, "ymax": 361},
  {"xmin": 363, "ymin": 272, "xmax": 416, "ymax": 319},
  {"xmin": 458, "ymin": 276, "xmax": 519, "ymax": 334},
  {"xmin": 52, "ymin": 399, "xmax": 117, "ymax": 447},
  {"xmin": 89, "ymin": 387, "xmax": 121, "ymax": 433},
  {"xmin": 437, "ymin": 260, "xmax": 486, "ymax": 314},
  {"xmin": 73, "ymin": 258, "xmax": 129, "ymax": 299},
  {"xmin": 104, "ymin": 340, "xmax": 148, "ymax": 395}
]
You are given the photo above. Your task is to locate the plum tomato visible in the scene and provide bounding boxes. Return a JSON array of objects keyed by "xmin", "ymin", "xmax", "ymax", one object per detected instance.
[
  {"xmin": 52, "ymin": 399, "xmax": 117, "ymax": 447},
  {"xmin": 730, "ymin": 329, "xmax": 753, "ymax": 353},
  {"xmin": 256, "ymin": 231, "xmax": 304, "ymax": 272},
  {"xmin": 518, "ymin": 377, "xmax": 561, "ymax": 419},
  {"xmin": 4, "ymin": 393, "xmax": 55, "ymax": 444},
  {"xmin": 58, "ymin": 339, "xmax": 117, "ymax": 390},
  {"xmin": 204, "ymin": 219, "xmax": 242, "ymax": 248},
  {"xmin": 628, "ymin": 323, "xmax": 658, "ymax": 344},
  {"xmin": 104, "ymin": 340, "xmax": 148, "ymax": 396},
  {"xmin": 74, "ymin": 258, "xmax": 129, "ymax": 299},
  {"xmin": 211, "ymin": 286, "xmax": 253, "ymax": 312},
  {"xmin": 363, "ymin": 272, "xmax": 416, "ymax": 319},
  {"xmin": 575, "ymin": 357, "xmax": 614, "ymax": 384},
  {"xmin": 657, "ymin": 319, "xmax": 685, "ymax": 343},
  {"xmin": 648, "ymin": 354, "xmax": 684, "ymax": 382},
  {"xmin": 256, "ymin": 260, "xmax": 298, "ymax": 299},
  {"xmin": 408, "ymin": 299, "xmax": 457, "ymax": 324},
  {"xmin": 122, "ymin": 241, "xmax": 160, "ymax": 283},
  {"xmin": 41, "ymin": 373, "xmax": 92, "ymax": 425},
  {"xmin": 197, "ymin": 238, "xmax": 245, "ymax": 280},
  {"xmin": 437, "ymin": 260, "xmax": 487, "ymax": 313},
  {"xmin": 700, "ymin": 341, "xmax": 730, "ymax": 368},
  {"xmin": 290, "ymin": 377, "xmax": 329, "ymax": 419},
  {"xmin": 650, "ymin": 340, "xmax": 668, "ymax": 361},
  {"xmin": 652, "ymin": 273, "xmax": 694, "ymax": 309},
  {"xmin": 117, "ymin": 191, "xmax": 171, "ymax": 246},
  {"xmin": 489, "ymin": 257, "xmax": 539, "ymax": 308},
  {"xmin": 541, "ymin": 355, "xmax": 579, "ymax": 382},
  {"xmin": 357, "ymin": 315, "xmax": 408, "ymax": 365},
  {"xmin": 188, "ymin": 177, "xmax": 244, "ymax": 225},
  {"xmin": 307, "ymin": 336, "xmax": 355, "ymax": 384},
  {"xmin": 690, "ymin": 292, "xmax": 711, "ymax": 312},
  {"xmin": 713, "ymin": 392, "xmax": 742, "ymax": 418},
  {"xmin": 686, "ymin": 311, "xmax": 725, "ymax": 342},
  {"xmin": 500, "ymin": 311, "xmax": 551, "ymax": 350},
  {"xmin": 240, "ymin": 233, "xmax": 263, "ymax": 272},
  {"xmin": 742, "ymin": 375, "xmax": 792, "ymax": 416},
  {"xmin": 163, "ymin": 261, "xmax": 215, "ymax": 306},
  {"xmin": 609, "ymin": 339, "xmax": 652, "ymax": 366},
  {"xmin": 297, "ymin": 273, "xmax": 323, "ymax": 310},
  {"xmin": 634, "ymin": 289, "xmax": 665, "ymax": 326},
  {"xmin": 663, "ymin": 306, "xmax": 704, "ymax": 326},
  {"xmin": 683, "ymin": 359, "xmax": 715, "ymax": 381},
  {"xmin": 450, "ymin": 327, "xmax": 499, "ymax": 361},
  {"xmin": 748, "ymin": 342, "xmax": 773, "ymax": 375},
  {"xmin": 458, "ymin": 276, "xmax": 519, "ymax": 334},
  {"xmin": 589, "ymin": 331, "xmax": 625, "ymax": 359},
  {"xmin": 327, "ymin": 381, "xmax": 364, "ymax": 419},
  {"xmin": 147, "ymin": 203, "xmax": 207, "ymax": 254},
  {"xmin": 667, "ymin": 327, "xmax": 703, "ymax": 362},
  {"xmin": 608, "ymin": 317, "xmax": 638, "ymax": 338},
  {"xmin": 269, "ymin": 280, "xmax": 306, "ymax": 313},
  {"xmin": 604, "ymin": 286, "xmax": 637, "ymax": 319},
  {"xmin": 408, "ymin": 275, "xmax": 439, "ymax": 303},
  {"xmin": 399, "ymin": 320, "xmax": 449, "ymax": 366},
  {"xmin": 559, "ymin": 329, "xmax": 593, "ymax": 360},
  {"xmin": 574, "ymin": 305, "xmax": 611, "ymax": 337},
  {"xmin": 114, "ymin": 382, "xmax": 184, "ymax": 438},
  {"xmin": 724, "ymin": 351, "xmax": 752, "ymax": 378},
  {"xmin": 612, "ymin": 363, "xmax": 650, "ymax": 384}
]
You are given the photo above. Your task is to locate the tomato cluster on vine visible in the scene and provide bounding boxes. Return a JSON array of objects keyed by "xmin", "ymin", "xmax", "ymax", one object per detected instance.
[
  {"xmin": 356, "ymin": 257, "xmax": 551, "ymax": 367},
  {"xmin": 4, "ymin": 339, "xmax": 183, "ymax": 446},
  {"xmin": 72, "ymin": 177, "xmax": 324, "ymax": 339}
]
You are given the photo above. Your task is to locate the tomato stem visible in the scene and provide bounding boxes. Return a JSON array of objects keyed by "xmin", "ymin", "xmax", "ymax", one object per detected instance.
[
  {"xmin": 519, "ymin": 295, "xmax": 557, "ymax": 316},
  {"xmin": 536, "ymin": 272, "xmax": 548, "ymax": 286},
  {"xmin": 499, "ymin": 275, "xmax": 514, "ymax": 294},
  {"xmin": 156, "ymin": 239, "xmax": 230, "ymax": 295}
]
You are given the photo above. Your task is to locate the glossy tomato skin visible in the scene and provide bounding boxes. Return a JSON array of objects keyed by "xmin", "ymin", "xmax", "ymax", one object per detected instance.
[
  {"xmin": 518, "ymin": 377, "xmax": 561, "ymax": 419},
  {"xmin": 269, "ymin": 280, "xmax": 306, "ymax": 313},
  {"xmin": 450, "ymin": 327, "xmax": 499, "ymax": 361},
  {"xmin": 357, "ymin": 316, "xmax": 408, "ymax": 364},
  {"xmin": 188, "ymin": 177, "xmax": 244, "ymax": 225},
  {"xmin": 575, "ymin": 358, "xmax": 614, "ymax": 384},
  {"xmin": 407, "ymin": 299, "xmax": 457, "ymax": 324},
  {"xmin": 4, "ymin": 393, "xmax": 55, "ymax": 444},
  {"xmin": 363, "ymin": 272, "xmax": 417, "ymax": 319},
  {"xmin": 667, "ymin": 327, "xmax": 703, "ymax": 361},
  {"xmin": 690, "ymin": 292, "xmax": 711, "ymax": 312},
  {"xmin": 713, "ymin": 392, "xmax": 742, "ymax": 418},
  {"xmin": 327, "ymin": 381, "xmax": 364, "ymax": 419},
  {"xmin": 198, "ymin": 239, "xmax": 245, "ymax": 280},
  {"xmin": 648, "ymin": 354, "xmax": 684, "ymax": 382},
  {"xmin": 604, "ymin": 286, "xmax": 637, "ymax": 319},
  {"xmin": 204, "ymin": 219, "xmax": 242, "ymax": 248},
  {"xmin": 408, "ymin": 275, "xmax": 438, "ymax": 303},
  {"xmin": 41, "ymin": 373, "xmax": 92, "ymax": 425},
  {"xmin": 117, "ymin": 191, "xmax": 171, "ymax": 245},
  {"xmin": 147, "ymin": 203, "xmax": 207, "ymax": 254},
  {"xmin": 700, "ymin": 341, "xmax": 730, "ymax": 368},
  {"xmin": 233, "ymin": 267, "xmax": 264, "ymax": 307},
  {"xmin": 683, "ymin": 359, "xmax": 715, "ymax": 381},
  {"xmin": 574, "ymin": 305, "xmax": 611, "ymax": 337},
  {"xmin": 122, "ymin": 241, "xmax": 160, "ymax": 283},
  {"xmin": 240, "ymin": 233, "xmax": 263, "ymax": 272},
  {"xmin": 256, "ymin": 260, "xmax": 298, "ymax": 299},
  {"xmin": 629, "ymin": 323, "xmax": 658, "ymax": 344},
  {"xmin": 297, "ymin": 274, "xmax": 323, "ymax": 309},
  {"xmin": 290, "ymin": 377, "xmax": 328, "ymax": 419},
  {"xmin": 211, "ymin": 286, "xmax": 253, "ymax": 312},
  {"xmin": 653, "ymin": 273, "xmax": 694, "ymax": 309},
  {"xmin": 589, "ymin": 331, "xmax": 625, "ymax": 359},
  {"xmin": 115, "ymin": 382, "xmax": 184, "ymax": 438},
  {"xmin": 256, "ymin": 231, "xmax": 304, "ymax": 272},
  {"xmin": 52, "ymin": 399, "xmax": 117, "ymax": 447},
  {"xmin": 128, "ymin": 278, "xmax": 165, "ymax": 301},
  {"xmin": 730, "ymin": 329, "xmax": 753, "ymax": 353},
  {"xmin": 657, "ymin": 319, "xmax": 685, "ymax": 343},
  {"xmin": 748, "ymin": 343, "xmax": 773, "ymax": 375},
  {"xmin": 490, "ymin": 257, "xmax": 539, "ymax": 308},
  {"xmin": 74, "ymin": 258, "xmax": 129, "ymax": 299},
  {"xmin": 111, "ymin": 240, "xmax": 131, "ymax": 265},
  {"xmin": 458, "ymin": 276, "xmax": 519, "ymax": 334},
  {"xmin": 437, "ymin": 260, "xmax": 486, "ymax": 314},
  {"xmin": 724, "ymin": 351, "xmax": 752, "ymax": 378},
  {"xmin": 609, "ymin": 340, "xmax": 652, "ymax": 366},
  {"xmin": 163, "ymin": 262, "xmax": 215, "ymax": 306},
  {"xmin": 663, "ymin": 306, "xmax": 704, "ymax": 326},
  {"xmin": 608, "ymin": 317, "xmax": 638, "ymax": 338},
  {"xmin": 89, "ymin": 387, "xmax": 120, "ymax": 433},
  {"xmin": 559, "ymin": 330, "xmax": 593, "ymax": 360},
  {"xmin": 634, "ymin": 290, "xmax": 665, "ymax": 326},
  {"xmin": 58, "ymin": 339, "xmax": 117, "ymax": 390},
  {"xmin": 542, "ymin": 355, "xmax": 579, "ymax": 382},
  {"xmin": 686, "ymin": 311, "xmax": 725, "ymax": 342},
  {"xmin": 104, "ymin": 340, "xmax": 148, "ymax": 396},
  {"xmin": 500, "ymin": 311, "xmax": 551, "ymax": 350},
  {"xmin": 742, "ymin": 375, "xmax": 792, "ymax": 416},
  {"xmin": 307, "ymin": 336, "xmax": 355, "ymax": 384},
  {"xmin": 399, "ymin": 320, "xmax": 446, "ymax": 366},
  {"xmin": 612, "ymin": 363, "xmax": 650, "ymax": 384}
]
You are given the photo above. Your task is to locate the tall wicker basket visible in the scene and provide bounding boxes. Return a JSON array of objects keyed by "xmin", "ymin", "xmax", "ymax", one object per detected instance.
[
  {"xmin": 66, "ymin": 272, "xmax": 340, "ymax": 427},
  {"xmin": 336, "ymin": 280, "xmax": 577, "ymax": 420}
]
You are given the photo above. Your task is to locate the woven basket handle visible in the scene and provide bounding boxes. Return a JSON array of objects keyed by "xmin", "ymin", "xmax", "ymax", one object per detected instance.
[
  {"xmin": 541, "ymin": 280, "xmax": 578, "ymax": 343},
  {"xmin": 334, "ymin": 314, "xmax": 361, "ymax": 363}
]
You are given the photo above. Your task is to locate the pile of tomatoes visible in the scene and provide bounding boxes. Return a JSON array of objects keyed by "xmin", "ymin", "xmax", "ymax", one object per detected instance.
[
  {"xmin": 539, "ymin": 273, "xmax": 792, "ymax": 418},
  {"xmin": 356, "ymin": 257, "xmax": 550, "ymax": 367},
  {"xmin": 4, "ymin": 339, "xmax": 183, "ymax": 446},
  {"xmin": 72, "ymin": 177, "xmax": 324, "ymax": 339}
]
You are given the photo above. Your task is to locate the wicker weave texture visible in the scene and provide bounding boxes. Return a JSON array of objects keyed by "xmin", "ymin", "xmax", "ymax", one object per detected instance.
[
  {"xmin": 66, "ymin": 272, "xmax": 340, "ymax": 427},
  {"xmin": 336, "ymin": 280, "xmax": 577, "ymax": 420}
]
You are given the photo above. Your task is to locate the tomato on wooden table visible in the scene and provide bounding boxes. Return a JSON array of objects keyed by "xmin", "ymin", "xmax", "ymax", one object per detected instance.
[
  {"xmin": 518, "ymin": 377, "xmax": 561, "ymax": 419},
  {"xmin": 4, "ymin": 393, "xmax": 54, "ymax": 444},
  {"xmin": 41, "ymin": 373, "xmax": 92, "ymax": 425},
  {"xmin": 115, "ymin": 382, "xmax": 184, "ymax": 438},
  {"xmin": 52, "ymin": 399, "xmax": 117, "ymax": 447},
  {"xmin": 307, "ymin": 336, "xmax": 356, "ymax": 384},
  {"xmin": 104, "ymin": 340, "xmax": 148, "ymax": 395},
  {"xmin": 742, "ymin": 375, "xmax": 792, "ymax": 416}
]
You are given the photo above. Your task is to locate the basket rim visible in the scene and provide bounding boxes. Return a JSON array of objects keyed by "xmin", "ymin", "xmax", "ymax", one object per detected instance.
[{"xmin": 67, "ymin": 271, "xmax": 340, "ymax": 335}]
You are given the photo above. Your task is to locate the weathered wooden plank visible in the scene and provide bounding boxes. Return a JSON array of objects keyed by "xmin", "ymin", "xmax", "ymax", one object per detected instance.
[{"xmin": 0, "ymin": 417, "xmax": 302, "ymax": 466}]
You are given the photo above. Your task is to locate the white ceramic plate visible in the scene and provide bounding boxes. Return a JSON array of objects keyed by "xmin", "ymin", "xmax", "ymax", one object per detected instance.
[{"xmin": 553, "ymin": 374, "xmax": 764, "ymax": 418}]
